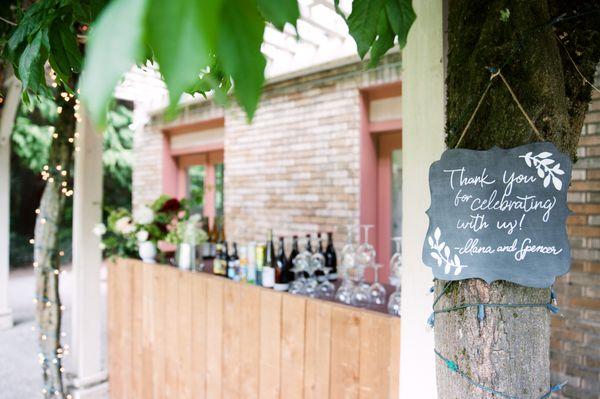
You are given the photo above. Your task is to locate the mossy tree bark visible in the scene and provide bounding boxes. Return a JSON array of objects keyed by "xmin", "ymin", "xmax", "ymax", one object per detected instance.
[
  {"xmin": 34, "ymin": 88, "xmax": 76, "ymax": 399},
  {"xmin": 438, "ymin": 1, "xmax": 600, "ymax": 398}
]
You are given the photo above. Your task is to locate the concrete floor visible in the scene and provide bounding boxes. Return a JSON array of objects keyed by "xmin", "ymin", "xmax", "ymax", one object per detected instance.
[{"xmin": 0, "ymin": 266, "xmax": 107, "ymax": 399}]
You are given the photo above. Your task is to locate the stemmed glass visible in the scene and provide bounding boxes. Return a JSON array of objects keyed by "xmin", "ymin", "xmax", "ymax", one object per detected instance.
[
  {"xmin": 369, "ymin": 263, "xmax": 387, "ymax": 305},
  {"xmin": 317, "ymin": 266, "xmax": 335, "ymax": 299},
  {"xmin": 387, "ymin": 237, "xmax": 402, "ymax": 316},
  {"xmin": 304, "ymin": 252, "xmax": 323, "ymax": 297},
  {"xmin": 336, "ymin": 225, "xmax": 358, "ymax": 304},
  {"xmin": 356, "ymin": 225, "xmax": 375, "ymax": 267},
  {"xmin": 289, "ymin": 250, "xmax": 309, "ymax": 295},
  {"xmin": 350, "ymin": 225, "xmax": 375, "ymax": 307}
]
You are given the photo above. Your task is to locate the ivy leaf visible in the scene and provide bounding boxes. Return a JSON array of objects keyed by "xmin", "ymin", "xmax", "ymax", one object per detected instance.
[
  {"xmin": 146, "ymin": 0, "xmax": 222, "ymax": 108},
  {"xmin": 218, "ymin": 0, "xmax": 266, "ymax": 120},
  {"xmin": 369, "ymin": 10, "xmax": 395, "ymax": 67},
  {"xmin": 385, "ymin": 0, "xmax": 416, "ymax": 48},
  {"xmin": 257, "ymin": 0, "xmax": 299, "ymax": 31},
  {"xmin": 80, "ymin": 0, "xmax": 148, "ymax": 127},
  {"xmin": 347, "ymin": 0, "xmax": 386, "ymax": 58}
]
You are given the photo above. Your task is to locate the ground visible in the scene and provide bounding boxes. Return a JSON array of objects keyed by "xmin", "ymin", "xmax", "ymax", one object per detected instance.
[{"xmin": 0, "ymin": 266, "xmax": 107, "ymax": 399}]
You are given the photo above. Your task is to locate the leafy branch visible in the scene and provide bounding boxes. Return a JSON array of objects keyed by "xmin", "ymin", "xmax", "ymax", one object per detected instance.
[{"xmin": 6, "ymin": 0, "xmax": 416, "ymax": 126}]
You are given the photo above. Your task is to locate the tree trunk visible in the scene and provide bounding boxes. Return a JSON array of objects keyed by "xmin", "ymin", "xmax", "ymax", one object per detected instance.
[
  {"xmin": 34, "ymin": 88, "xmax": 76, "ymax": 399},
  {"xmin": 438, "ymin": 1, "xmax": 600, "ymax": 398}
]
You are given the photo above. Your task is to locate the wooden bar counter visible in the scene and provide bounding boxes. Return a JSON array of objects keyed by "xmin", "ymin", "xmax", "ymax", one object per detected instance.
[{"xmin": 108, "ymin": 258, "xmax": 401, "ymax": 399}]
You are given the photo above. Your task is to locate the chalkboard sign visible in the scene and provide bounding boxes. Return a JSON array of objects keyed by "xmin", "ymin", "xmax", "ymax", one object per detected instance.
[{"xmin": 422, "ymin": 142, "xmax": 572, "ymax": 288}]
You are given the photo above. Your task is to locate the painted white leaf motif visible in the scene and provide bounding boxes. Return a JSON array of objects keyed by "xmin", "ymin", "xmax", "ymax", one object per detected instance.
[
  {"xmin": 543, "ymin": 174, "xmax": 551, "ymax": 188},
  {"xmin": 427, "ymin": 227, "xmax": 467, "ymax": 276},
  {"xmin": 519, "ymin": 151, "xmax": 564, "ymax": 191},
  {"xmin": 552, "ymin": 175, "xmax": 562, "ymax": 190}
]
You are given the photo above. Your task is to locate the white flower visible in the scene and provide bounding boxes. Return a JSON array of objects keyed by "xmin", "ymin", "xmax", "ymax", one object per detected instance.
[
  {"xmin": 92, "ymin": 223, "xmax": 106, "ymax": 237},
  {"xmin": 99, "ymin": 242, "xmax": 106, "ymax": 250},
  {"xmin": 134, "ymin": 206, "xmax": 154, "ymax": 225},
  {"xmin": 136, "ymin": 230, "xmax": 149, "ymax": 243},
  {"xmin": 115, "ymin": 216, "xmax": 135, "ymax": 234}
]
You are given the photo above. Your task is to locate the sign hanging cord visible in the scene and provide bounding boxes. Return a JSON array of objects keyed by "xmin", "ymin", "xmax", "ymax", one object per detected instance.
[{"xmin": 454, "ymin": 69, "xmax": 545, "ymax": 149}]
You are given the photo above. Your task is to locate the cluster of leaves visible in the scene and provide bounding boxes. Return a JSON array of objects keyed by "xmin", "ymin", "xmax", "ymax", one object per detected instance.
[
  {"xmin": 3, "ymin": 0, "xmax": 106, "ymax": 103},
  {"xmin": 6, "ymin": 0, "xmax": 416, "ymax": 127},
  {"xmin": 337, "ymin": 0, "xmax": 415, "ymax": 67}
]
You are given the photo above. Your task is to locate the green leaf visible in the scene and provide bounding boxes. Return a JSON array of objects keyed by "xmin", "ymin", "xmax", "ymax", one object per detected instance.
[
  {"xmin": 18, "ymin": 30, "xmax": 47, "ymax": 94},
  {"xmin": 79, "ymin": 0, "xmax": 148, "ymax": 127},
  {"xmin": 347, "ymin": 0, "xmax": 386, "ymax": 58},
  {"xmin": 218, "ymin": 0, "xmax": 266, "ymax": 120},
  {"xmin": 257, "ymin": 0, "xmax": 299, "ymax": 31},
  {"xmin": 385, "ymin": 0, "xmax": 416, "ymax": 48},
  {"xmin": 369, "ymin": 10, "xmax": 395, "ymax": 67},
  {"xmin": 48, "ymin": 19, "xmax": 82, "ymax": 88},
  {"xmin": 146, "ymin": 0, "xmax": 222, "ymax": 107}
]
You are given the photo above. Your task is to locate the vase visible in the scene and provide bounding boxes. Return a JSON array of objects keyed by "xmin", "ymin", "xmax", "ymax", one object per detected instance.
[{"xmin": 138, "ymin": 241, "xmax": 157, "ymax": 264}]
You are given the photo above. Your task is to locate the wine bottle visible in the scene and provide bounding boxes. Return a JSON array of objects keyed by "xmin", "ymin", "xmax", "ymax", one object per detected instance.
[
  {"xmin": 325, "ymin": 232, "xmax": 338, "ymax": 280},
  {"xmin": 213, "ymin": 242, "xmax": 223, "ymax": 275},
  {"xmin": 247, "ymin": 242, "xmax": 257, "ymax": 284},
  {"xmin": 262, "ymin": 230, "xmax": 276, "ymax": 288},
  {"xmin": 316, "ymin": 232, "xmax": 325, "ymax": 281},
  {"xmin": 274, "ymin": 236, "xmax": 289, "ymax": 291},
  {"xmin": 287, "ymin": 235, "xmax": 299, "ymax": 278},
  {"xmin": 305, "ymin": 233, "xmax": 313, "ymax": 253},
  {"xmin": 219, "ymin": 241, "xmax": 229, "ymax": 277},
  {"xmin": 255, "ymin": 244, "xmax": 265, "ymax": 286},
  {"xmin": 227, "ymin": 242, "xmax": 239, "ymax": 280}
]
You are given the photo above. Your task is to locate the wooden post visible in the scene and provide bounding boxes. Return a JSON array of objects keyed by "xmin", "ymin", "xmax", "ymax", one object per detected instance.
[
  {"xmin": 0, "ymin": 72, "xmax": 20, "ymax": 330},
  {"xmin": 67, "ymin": 109, "xmax": 108, "ymax": 398},
  {"xmin": 400, "ymin": 0, "xmax": 446, "ymax": 397}
]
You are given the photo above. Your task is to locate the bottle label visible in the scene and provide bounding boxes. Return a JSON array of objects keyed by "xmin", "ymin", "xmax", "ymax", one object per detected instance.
[{"xmin": 262, "ymin": 267, "xmax": 275, "ymax": 288}]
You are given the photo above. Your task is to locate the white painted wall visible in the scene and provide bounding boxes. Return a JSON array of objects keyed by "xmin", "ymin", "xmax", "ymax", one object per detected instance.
[
  {"xmin": 0, "ymin": 74, "xmax": 20, "ymax": 330},
  {"xmin": 400, "ymin": 0, "xmax": 446, "ymax": 397}
]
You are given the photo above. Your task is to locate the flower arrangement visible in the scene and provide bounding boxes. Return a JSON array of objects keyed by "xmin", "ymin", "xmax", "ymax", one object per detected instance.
[
  {"xmin": 95, "ymin": 195, "xmax": 189, "ymax": 260},
  {"xmin": 166, "ymin": 214, "xmax": 208, "ymax": 246}
]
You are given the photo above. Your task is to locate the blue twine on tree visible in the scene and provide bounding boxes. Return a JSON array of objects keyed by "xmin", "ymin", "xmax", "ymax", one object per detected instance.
[{"xmin": 435, "ymin": 349, "xmax": 567, "ymax": 399}]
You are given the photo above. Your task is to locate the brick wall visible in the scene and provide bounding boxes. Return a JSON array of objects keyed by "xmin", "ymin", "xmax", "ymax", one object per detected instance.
[
  {"xmin": 552, "ymin": 85, "xmax": 600, "ymax": 399},
  {"xmin": 134, "ymin": 54, "xmax": 402, "ymax": 248}
]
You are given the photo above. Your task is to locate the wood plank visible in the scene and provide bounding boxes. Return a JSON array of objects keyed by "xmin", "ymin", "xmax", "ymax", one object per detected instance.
[
  {"xmin": 239, "ymin": 284, "xmax": 261, "ymax": 399},
  {"xmin": 120, "ymin": 260, "xmax": 134, "ymax": 399},
  {"xmin": 141, "ymin": 263, "xmax": 155, "ymax": 399},
  {"xmin": 259, "ymin": 290, "xmax": 282, "ymax": 399},
  {"xmin": 107, "ymin": 261, "xmax": 120, "ymax": 399},
  {"xmin": 164, "ymin": 267, "xmax": 180, "ymax": 398},
  {"xmin": 304, "ymin": 301, "xmax": 332, "ymax": 399},
  {"xmin": 178, "ymin": 270, "xmax": 194, "ymax": 399},
  {"xmin": 131, "ymin": 261, "xmax": 144, "ymax": 398},
  {"xmin": 358, "ymin": 312, "xmax": 391, "ymax": 399},
  {"xmin": 387, "ymin": 317, "xmax": 401, "ymax": 399},
  {"xmin": 330, "ymin": 305, "xmax": 360, "ymax": 399},
  {"xmin": 152, "ymin": 265, "xmax": 168, "ymax": 399},
  {"xmin": 206, "ymin": 277, "xmax": 224, "ymax": 398},
  {"xmin": 223, "ymin": 282, "xmax": 242, "ymax": 399},
  {"xmin": 280, "ymin": 295, "xmax": 306, "ymax": 399},
  {"xmin": 191, "ymin": 274, "xmax": 207, "ymax": 398}
]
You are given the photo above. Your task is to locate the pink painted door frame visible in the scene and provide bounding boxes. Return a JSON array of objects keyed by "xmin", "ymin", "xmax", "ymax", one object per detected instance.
[
  {"xmin": 359, "ymin": 82, "xmax": 402, "ymax": 283},
  {"xmin": 161, "ymin": 118, "xmax": 225, "ymax": 229}
]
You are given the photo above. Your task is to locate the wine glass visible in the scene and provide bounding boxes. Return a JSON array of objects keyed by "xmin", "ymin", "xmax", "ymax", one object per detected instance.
[
  {"xmin": 289, "ymin": 251, "xmax": 309, "ymax": 295},
  {"xmin": 317, "ymin": 266, "xmax": 335, "ymax": 299},
  {"xmin": 387, "ymin": 237, "xmax": 402, "ymax": 316},
  {"xmin": 369, "ymin": 263, "xmax": 387, "ymax": 305},
  {"xmin": 336, "ymin": 225, "xmax": 358, "ymax": 304},
  {"xmin": 389, "ymin": 237, "xmax": 402, "ymax": 286},
  {"xmin": 304, "ymin": 252, "xmax": 323, "ymax": 297},
  {"xmin": 356, "ymin": 225, "xmax": 375, "ymax": 268}
]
